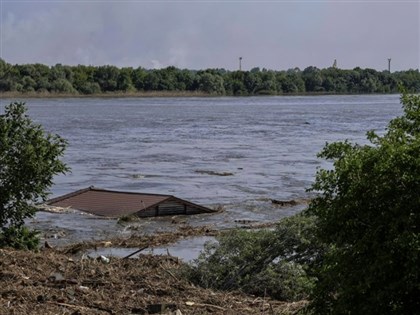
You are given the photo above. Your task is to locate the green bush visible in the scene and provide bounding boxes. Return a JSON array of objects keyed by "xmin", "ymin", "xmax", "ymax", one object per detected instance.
[
  {"xmin": 185, "ymin": 214, "xmax": 322, "ymax": 301},
  {"xmin": 0, "ymin": 102, "xmax": 69, "ymax": 249},
  {"xmin": 51, "ymin": 78, "xmax": 78, "ymax": 94},
  {"xmin": 307, "ymin": 92, "xmax": 420, "ymax": 314},
  {"xmin": 79, "ymin": 82, "xmax": 102, "ymax": 94},
  {"xmin": 0, "ymin": 226, "xmax": 40, "ymax": 250}
]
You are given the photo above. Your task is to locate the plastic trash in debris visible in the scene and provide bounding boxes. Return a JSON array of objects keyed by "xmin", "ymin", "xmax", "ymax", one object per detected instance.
[
  {"xmin": 78, "ymin": 285, "xmax": 89, "ymax": 292},
  {"xmin": 100, "ymin": 255, "xmax": 110, "ymax": 264}
]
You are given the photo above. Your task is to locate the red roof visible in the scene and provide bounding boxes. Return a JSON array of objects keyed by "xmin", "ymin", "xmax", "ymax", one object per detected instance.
[{"xmin": 46, "ymin": 186, "xmax": 213, "ymax": 217}]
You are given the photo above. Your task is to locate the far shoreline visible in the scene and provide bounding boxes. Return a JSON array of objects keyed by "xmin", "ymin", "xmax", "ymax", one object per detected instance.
[
  {"xmin": 0, "ymin": 90, "xmax": 401, "ymax": 100},
  {"xmin": 1, "ymin": 90, "xmax": 210, "ymax": 99}
]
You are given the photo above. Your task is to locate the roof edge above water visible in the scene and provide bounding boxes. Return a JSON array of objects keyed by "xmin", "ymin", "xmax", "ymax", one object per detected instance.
[
  {"xmin": 46, "ymin": 186, "xmax": 174, "ymax": 205},
  {"xmin": 45, "ymin": 186, "xmax": 215, "ymax": 217}
]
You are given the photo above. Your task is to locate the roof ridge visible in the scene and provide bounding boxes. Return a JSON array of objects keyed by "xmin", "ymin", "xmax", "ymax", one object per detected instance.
[
  {"xmin": 46, "ymin": 186, "xmax": 94, "ymax": 205},
  {"xmin": 46, "ymin": 186, "xmax": 174, "ymax": 205},
  {"xmin": 89, "ymin": 187, "xmax": 173, "ymax": 197}
]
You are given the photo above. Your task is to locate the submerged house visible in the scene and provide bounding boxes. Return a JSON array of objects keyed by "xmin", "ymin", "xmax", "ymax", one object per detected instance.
[{"xmin": 46, "ymin": 186, "xmax": 214, "ymax": 218}]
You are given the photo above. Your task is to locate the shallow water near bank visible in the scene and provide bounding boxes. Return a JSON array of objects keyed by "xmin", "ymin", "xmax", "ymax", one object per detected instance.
[
  {"xmin": 86, "ymin": 236, "xmax": 216, "ymax": 262},
  {"xmin": 13, "ymin": 95, "xmax": 401, "ymax": 245}
]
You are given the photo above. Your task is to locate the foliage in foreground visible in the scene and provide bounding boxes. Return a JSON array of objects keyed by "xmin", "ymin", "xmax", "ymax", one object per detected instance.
[
  {"xmin": 185, "ymin": 214, "xmax": 323, "ymax": 301},
  {"xmin": 307, "ymin": 92, "xmax": 420, "ymax": 314},
  {"xmin": 0, "ymin": 102, "xmax": 69, "ymax": 249}
]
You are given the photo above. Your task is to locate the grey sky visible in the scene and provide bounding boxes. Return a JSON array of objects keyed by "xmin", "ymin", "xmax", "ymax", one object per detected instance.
[{"xmin": 1, "ymin": 0, "xmax": 419, "ymax": 71}]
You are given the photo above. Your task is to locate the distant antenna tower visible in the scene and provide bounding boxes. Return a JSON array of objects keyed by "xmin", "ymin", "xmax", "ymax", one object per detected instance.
[
  {"xmin": 239, "ymin": 57, "xmax": 243, "ymax": 71},
  {"xmin": 388, "ymin": 58, "xmax": 391, "ymax": 73},
  {"xmin": 332, "ymin": 59, "xmax": 337, "ymax": 69}
]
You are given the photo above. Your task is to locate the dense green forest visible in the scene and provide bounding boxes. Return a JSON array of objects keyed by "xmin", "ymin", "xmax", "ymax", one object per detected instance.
[{"xmin": 1, "ymin": 58, "xmax": 419, "ymax": 96}]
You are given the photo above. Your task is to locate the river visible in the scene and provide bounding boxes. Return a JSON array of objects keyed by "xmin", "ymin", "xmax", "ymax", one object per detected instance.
[{"xmin": 1, "ymin": 94, "xmax": 403, "ymax": 244}]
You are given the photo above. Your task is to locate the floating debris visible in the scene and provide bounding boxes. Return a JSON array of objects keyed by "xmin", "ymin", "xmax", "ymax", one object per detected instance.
[
  {"xmin": 271, "ymin": 198, "xmax": 311, "ymax": 207},
  {"xmin": 271, "ymin": 199, "xmax": 298, "ymax": 207},
  {"xmin": 194, "ymin": 170, "xmax": 234, "ymax": 176}
]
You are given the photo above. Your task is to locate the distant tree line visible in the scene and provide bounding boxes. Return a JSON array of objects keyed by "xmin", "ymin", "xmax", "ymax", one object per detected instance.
[{"xmin": 1, "ymin": 58, "xmax": 419, "ymax": 96}]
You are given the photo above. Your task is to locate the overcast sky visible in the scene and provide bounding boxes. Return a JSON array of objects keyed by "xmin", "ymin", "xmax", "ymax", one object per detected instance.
[{"xmin": 1, "ymin": 0, "xmax": 419, "ymax": 71}]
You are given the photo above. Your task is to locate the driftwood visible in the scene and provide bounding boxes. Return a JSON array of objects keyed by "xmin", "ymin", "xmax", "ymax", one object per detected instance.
[
  {"xmin": 122, "ymin": 245, "xmax": 148, "ymax": 259},
  {"xmin": 271, "ymin": 199, "xmax": 298, "ymax": 207}
]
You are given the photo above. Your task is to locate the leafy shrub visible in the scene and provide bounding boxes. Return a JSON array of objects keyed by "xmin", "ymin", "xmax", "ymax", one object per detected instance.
[
  {"xmin": 51, "ymin": 78, "xmax": 78, "ymax": 94},
  {"xmin": 0, "ymin": 226, "xmax": 40, "ymax": 250},
  {"xmin": 185, "ymin": 214, "xmax": 322, "ymax": 301},
  {"xmin": 0, "ymin": 102, "xmax": 69, "ymax": 249},
  {"xmin": 79, "ymin": 82, "xmax": 102, "ymax": 94},
  {"xmin": 307, "ymin": 92, "xmax": 420, "ymax": 314}
]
